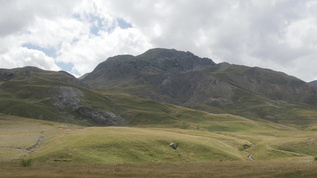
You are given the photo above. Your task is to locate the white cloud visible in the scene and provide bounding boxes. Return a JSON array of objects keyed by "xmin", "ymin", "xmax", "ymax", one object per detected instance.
[
  {"xmin": 0, "ymin": 0, "xmax": 151, "ymax": 76},
  {"xmin": 0, "ymin": 47, "xmax": 60, "ymax": 70},
  {"xmin": 56, "ymin": 27, "xmax": 152, "ymax": 75},
  {"xmin": 16, "ymin": 16, "xmax": 88, "ymax": 51},
  {"xmin": 0, "ymin": 0, "xmax": 317, "ymax": 81}
]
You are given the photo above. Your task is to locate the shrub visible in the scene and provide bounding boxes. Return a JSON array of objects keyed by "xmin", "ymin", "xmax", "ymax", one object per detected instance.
[
  {"xmin": 21, "ymin": 158, "xmax": 32, "ymax": 167},
  {"xmin": 180, "ymin": 122, "xmax": 190, "ymax": 129}
]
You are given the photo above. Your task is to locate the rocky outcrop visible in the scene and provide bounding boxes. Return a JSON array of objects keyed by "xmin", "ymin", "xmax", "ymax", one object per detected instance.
[
  {"xmin": 0, "ymin": 70, "xmax": 15, "ymax": 81},
  {"xmin": 77, "ymin": 106, "xmax": 126, "ymax": 126},
  {"xmin": 51, "ymin": 86, "xmax": 84, "ymax": 110},
  {"xmin": 48, "ymin": 86, "xmax": 126, "ymax": 126}
]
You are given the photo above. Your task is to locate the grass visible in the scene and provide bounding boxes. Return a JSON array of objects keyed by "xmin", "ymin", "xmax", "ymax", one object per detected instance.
[
  {"xmin": 2, "ymin": 115, "xmax": 317, "ymax": 164},
  {"xmin": 30, "ymin": 127, "xmax": 246, "ymax": 163},
  {"xmin": 2, "ymin": 160, "xmax": 317, "ymax": 177},
  {"xmin": 2, "ymin": 115, "xmax": 317, "ymax": 176},
  {"xmin": 20, "ymin": 158, "xmax": 32, "ymax": 167},
  {"xmin": 0, "ymin": 115, "xmax": 81, "ymax": 162}
]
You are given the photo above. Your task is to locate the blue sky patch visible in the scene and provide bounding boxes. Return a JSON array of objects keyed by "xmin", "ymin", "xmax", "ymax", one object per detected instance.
[
  {"xmin": 56, "ymin": 61, "xmax": 80, "ymax": 76},
  {"xmin": 117, "ymin": 18, "xmax": 132, "ymax": 29},
  {"xmin": 22, "ymin": 43, "xmax": 79, "ymax": 76},
  {"xmin": 90, "ymin": 15, "xmax": 104, "ymax": 36},
  {"xmin": 22, "ymin": 43, "xmax": 57, "ymax": 58}
]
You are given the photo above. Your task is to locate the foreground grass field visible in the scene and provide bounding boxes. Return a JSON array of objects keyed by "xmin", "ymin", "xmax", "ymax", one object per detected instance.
[
  {"xmin": 2, "ymin": 115, "xmax": 317, "ymax": 177},
  {"xmin": 2, "ymin": 160, "xmax": 317, "ymax": 177}
]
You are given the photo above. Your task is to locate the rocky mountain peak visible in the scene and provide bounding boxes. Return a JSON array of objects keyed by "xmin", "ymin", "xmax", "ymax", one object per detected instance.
[{"xmin": 83, "ymin": 48, "xmax": 216, "ymax": 86}]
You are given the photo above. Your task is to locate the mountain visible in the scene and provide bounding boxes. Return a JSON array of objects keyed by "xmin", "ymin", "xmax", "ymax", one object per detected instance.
[
  {"xmin": 1, "ymin": 66, "xmax": 259, "ymax": 129},
  {"xmin": 1, "ymin": 48, "xmax": 317, "ymax": 127},
  {"xmin": 83, "ymin": 48, "xmax": 217, "ymax": 104},
  {"xmin": 310, "ymin": 80, "xmax": 317, "ymax": 86},
  {"xmin": 83, "ymin": 48, "xmax": 317, "ymax": 123},
  {"xmin": 83, "ymin": 48, "xmax": 215, "ymax": 87}
]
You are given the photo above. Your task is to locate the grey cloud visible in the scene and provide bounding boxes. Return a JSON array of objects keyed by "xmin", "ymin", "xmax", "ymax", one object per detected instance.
[
  {"xmin": 109, "ymin": 0, "xmax": 317, "ymax": 81},
  {"xmin": 0, "ymin": 0, "xmax": 78, "ymax": 37},
  {"xmin": 0, "ymin": 0, "xmax": 34, "ymax": 36}
]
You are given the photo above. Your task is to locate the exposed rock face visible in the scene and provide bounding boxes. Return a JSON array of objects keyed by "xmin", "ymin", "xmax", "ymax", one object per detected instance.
[
  {"xmin": 53, "ymin": 86, "xmax": 84, "ymax": 110},
  {"xmin": 77, "ymin": 106, "xmax": 126, "ymax": 126},
  {"xmin": 83, "ymin": 48, "xmax": 215, "ymax": 88},
  {"xmin": 0, "ymin": 70, "xmax": 15, "ymax": 81},
  {"xmin": 48, "ymin": 86, "xmax": 126, "ymax": 126}
]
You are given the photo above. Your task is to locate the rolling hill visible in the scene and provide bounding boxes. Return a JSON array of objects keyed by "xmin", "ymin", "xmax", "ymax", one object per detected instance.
[{"xmin": 0, "ymin": 67, "xmax": 125, "ymax": 126}]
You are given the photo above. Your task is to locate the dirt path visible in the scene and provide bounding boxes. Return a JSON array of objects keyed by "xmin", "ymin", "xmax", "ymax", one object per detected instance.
[
  {"xmin": 18, "ymin": 135, "xmax": 45, "ymax": 159},
  {"xmin": 26, "ymin": 135, "xmax": 45, "ymax": 153}
]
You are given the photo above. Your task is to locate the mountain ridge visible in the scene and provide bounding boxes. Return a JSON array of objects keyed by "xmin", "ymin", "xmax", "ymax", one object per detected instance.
[
  {"xmin": 83, "ymin": 48, "xmax": 215, "ymax": 87},
  {"xmin": 82, "ymin": 48, "xmax": 317, "ymax": 123},
  {"xmin": 1, "ymin": 48, "xmax": 317, "ymax": 127}
]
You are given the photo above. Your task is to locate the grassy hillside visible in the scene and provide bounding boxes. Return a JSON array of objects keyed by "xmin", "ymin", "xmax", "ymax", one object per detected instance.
[
  {"xmin": 0, "ymin": 114, "xmax": 81, "ymax": 162},
  {"xmin": 2, "ymin": 114, "xmax": 317, "ymax": 164},
  {"xmin": 31, "ymin": 127, "xmax": 248, "ymax": 163},
  {"xmin": 2, "ymin": 115, "xmax": 317, "ymax": 177}
]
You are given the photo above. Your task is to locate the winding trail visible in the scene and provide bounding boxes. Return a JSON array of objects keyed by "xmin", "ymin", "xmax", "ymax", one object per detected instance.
[
  {"xmin": 18, "ymin": 135, "xmax": 45, "ymax": 160},
  {"xmin": 26, "ymin": 135, "xmax": 45, "ymax": 153}
]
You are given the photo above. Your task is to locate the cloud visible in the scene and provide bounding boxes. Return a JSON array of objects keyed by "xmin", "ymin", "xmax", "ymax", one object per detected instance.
[
  {"xmin": 56, "ymin": 27, "xmax": 152, "ymax": 76},
  {"xmin": 107, "ymin": 0, "xmax": 317, "ymax": 81},
  {"xmin": 0, "ymin": 47, "xmax": 60, "ymax": 70},
  {"xmin": 0, "ymin": 0, "xmax": 317, "ymax": 81},
  {"xmin": 0, "ymin": 0, "xmax": 151, "ymax": 76}
]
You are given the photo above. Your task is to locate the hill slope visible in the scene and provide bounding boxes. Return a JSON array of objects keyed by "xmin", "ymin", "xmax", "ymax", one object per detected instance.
[
  {"xmin": 1, "ymin": 66, "xmax": 281, "ymax": 130},
  {"xmin": 0, "ymin": 67, "xmax": 125, "ymax": 126},
  {"xmin": 82, "ymin": 48, "xmax": 317, "ymax": 124}
]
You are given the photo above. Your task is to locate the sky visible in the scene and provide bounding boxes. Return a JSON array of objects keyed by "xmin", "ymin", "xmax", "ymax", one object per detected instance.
[{"xmin": 0, "ymin": 0, "xmax": 317, "ymax": 82}]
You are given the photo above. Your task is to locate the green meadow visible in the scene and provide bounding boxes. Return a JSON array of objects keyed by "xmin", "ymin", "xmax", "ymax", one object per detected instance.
[{"xmin": 2, "ymin": 114, "xmax": 317, "ymax": 177}]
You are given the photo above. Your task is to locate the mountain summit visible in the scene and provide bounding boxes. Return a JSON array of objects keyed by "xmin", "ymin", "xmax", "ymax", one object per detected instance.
[
  {"xmin": 83, "ymin": 48, "xmax": 215, "ymax": 87},
  {"xmin": 83, "ymin": 48, "xmax": 317, "ymax": 122}
]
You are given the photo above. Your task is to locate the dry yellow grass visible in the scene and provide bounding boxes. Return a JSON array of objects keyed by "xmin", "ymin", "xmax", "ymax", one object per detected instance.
[
  {"xmin": 2, "ymin": 115, "xmax": 317, "ymax": 177},
  {"xmin": 2, "ymin": 160, "xmax": 317, "ymax": 177}
]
